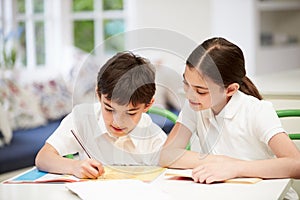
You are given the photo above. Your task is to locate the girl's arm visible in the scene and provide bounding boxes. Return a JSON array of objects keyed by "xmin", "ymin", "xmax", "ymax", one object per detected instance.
[
  {"xmin": 159, "ymin": 122, "xmax": 236, "ymax": 168},
  {"xmin": 236, "ymin": 132, "xmax": 300, "ymax": 178},
  {"xmin": 35, "ymin": 143, "xmax": 104, "ymax": 179},
  {"xmin": 192, "ymin": 132, "xmax": 300, "ymax": 183}
]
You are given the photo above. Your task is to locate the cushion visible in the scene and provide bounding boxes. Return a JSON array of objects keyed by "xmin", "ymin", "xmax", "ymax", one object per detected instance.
[
  {"xmin": 0, "ymin": 78, "xmax": 47, "ymax": 130},
  {"xmin": 0, "ymin": 103, "xmax": 12, "ymax": 147},
  {"xmin": 60, "ymin": 46, "xmax": 100, "ymax": 105},
  {"xmin": 25, "ymin": 76, "xmax": 72, "ymax": 120}
]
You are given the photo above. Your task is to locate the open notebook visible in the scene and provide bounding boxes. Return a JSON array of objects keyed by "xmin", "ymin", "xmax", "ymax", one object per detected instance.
[
  {"xmin": 164, "ymin": 168, "xmax": 262, "ymax": 184},
  {"xmin": 3, "ymin": 166, "xmax": 166, "ymax": 184}
]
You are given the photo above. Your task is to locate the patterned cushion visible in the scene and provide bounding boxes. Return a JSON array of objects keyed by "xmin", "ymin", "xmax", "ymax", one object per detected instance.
[
  {"xmin": 25, "ymin": 76, "xmax": 72, "ymax": 120},
  {"xmin": 61, "ymin": 46, "xmax": 100, "ymax": 105},
  {"xmin": 0, "ymin": 78, "xmax": 47, "ymax": 130},
  {"xmin": 0, "ymin": 103, "xmax": 12, "ymax": 147}
]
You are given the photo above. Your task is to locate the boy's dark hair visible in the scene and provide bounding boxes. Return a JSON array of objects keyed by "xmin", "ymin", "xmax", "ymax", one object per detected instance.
[{"xmin": 97, "ymin": 51, "xmax": 156, "ymax": 106}]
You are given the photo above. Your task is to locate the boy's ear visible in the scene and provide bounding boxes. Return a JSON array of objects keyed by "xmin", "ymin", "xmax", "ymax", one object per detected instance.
[
  {"xmin": 226, "ymin": 83, "xmax": 239, "ymax": 97},
  {"xmin": 143, "ymin": 98, "xmax": 155, "ymax": 112},
  {"xmin": 95, "ymin": 87, "xmax": 101, "ymax": 101}
]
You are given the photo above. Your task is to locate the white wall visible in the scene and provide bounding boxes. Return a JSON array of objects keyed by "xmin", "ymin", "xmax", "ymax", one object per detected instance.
[{"xmin": 129, "ymin": 0, "xmax": 211, "ymax": 45}]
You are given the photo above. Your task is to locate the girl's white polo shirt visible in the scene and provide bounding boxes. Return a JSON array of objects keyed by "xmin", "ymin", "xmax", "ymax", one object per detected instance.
[
  {"xmin": 46, "ymin": 103, "xmax": 167, "ymax": 166},
  {"xmin": 178, "ymin": 90, "xmax": 285, "ymax": 160}
]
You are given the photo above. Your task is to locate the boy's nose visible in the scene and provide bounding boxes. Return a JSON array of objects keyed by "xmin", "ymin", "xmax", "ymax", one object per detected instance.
[{"xmin": 113, "ymin": 114, "xmax": 126, "ymax": 127}]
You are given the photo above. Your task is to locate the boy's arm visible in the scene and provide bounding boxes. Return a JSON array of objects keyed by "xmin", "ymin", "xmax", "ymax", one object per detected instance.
[{"xmin": 35, "ymin": 143, "xmax": 104, "ymax": 179}]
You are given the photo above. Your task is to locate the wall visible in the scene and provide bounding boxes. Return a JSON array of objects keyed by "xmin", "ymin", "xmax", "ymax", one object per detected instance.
[{"xmin": 130, "ymin": 0, "xmax": 211, "ymax": 44}]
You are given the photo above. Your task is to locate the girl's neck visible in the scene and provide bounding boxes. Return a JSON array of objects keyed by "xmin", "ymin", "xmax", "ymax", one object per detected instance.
[{"xmin": 211, "ymin": 96, "xmax": 232, "ymax": 115}]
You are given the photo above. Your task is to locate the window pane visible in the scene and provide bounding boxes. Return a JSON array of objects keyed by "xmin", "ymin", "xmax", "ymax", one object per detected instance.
[
  {"xmin": 103, "ymin": 19, "xmax": 125, "ymax": 53},
  {"xmin": 72, "ymin": 0, "xmax": 93, "ymax": 12},
  {"xmin": 103, "ymin": 0, "xmax": 123, "ymax": 10},
  {"xmin": 74, "ymin": 20, "xmax": 94, "ymax": 53},
  {"xmin": 18, "ymin": 22, "xmax": 27, "ymax": 66},
  {"xmin": 34, "ymin": 0, "xmax": 44, "ymax": 13},
  {"xmin": 35, "ymin": 21, "xmax": 45, "ymax": 65},
  {"xmin": 17, "ymin": 0, "xmax": 25, "ymax": 14}
]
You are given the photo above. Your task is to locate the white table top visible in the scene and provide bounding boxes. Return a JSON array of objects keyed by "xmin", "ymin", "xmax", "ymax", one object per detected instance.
[{"xmin": 0, "ymin": 171, "xmax": 292, "ymax": 200}]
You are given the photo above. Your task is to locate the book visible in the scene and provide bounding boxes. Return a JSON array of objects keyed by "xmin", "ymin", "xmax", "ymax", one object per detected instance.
[
  {"xmin": 3, "ymin": 166, "xmax": 166, "ymax": 184},
  {"xmin": 164, "ymin": 169, "xmax": 262, "ymax": 184},
  {"xmin": 3, "ymin": 167, "xmax": 81, "ymax": 184}
]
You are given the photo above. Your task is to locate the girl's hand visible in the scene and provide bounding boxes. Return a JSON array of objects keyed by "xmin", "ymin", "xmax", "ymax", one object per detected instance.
[
  {"xmin": 192, "ymin": 155, "xmax": 240, "ymax": 184},
  {"xmin": 72, "ymin": 159, "xmax": 104, "ymax": 179}
]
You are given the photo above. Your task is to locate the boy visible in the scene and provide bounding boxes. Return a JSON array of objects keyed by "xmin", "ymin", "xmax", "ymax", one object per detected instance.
[{"xmin": 35, "ymin": 52, "xmax": 167, "ymax": 179}]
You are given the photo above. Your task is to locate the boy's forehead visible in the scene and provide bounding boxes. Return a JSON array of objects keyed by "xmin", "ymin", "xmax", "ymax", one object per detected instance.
[{"xmin": 102, "ymin": 95, "xmax": 142, "ymax": 109}]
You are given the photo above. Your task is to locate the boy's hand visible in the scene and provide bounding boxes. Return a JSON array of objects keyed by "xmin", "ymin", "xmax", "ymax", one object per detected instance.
[{"xmin": 73, "ymin": 159, "xmax": 105, "ymax": 179}]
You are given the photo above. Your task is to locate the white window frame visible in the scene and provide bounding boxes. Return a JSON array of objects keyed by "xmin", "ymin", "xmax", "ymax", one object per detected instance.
[{"xmin": 1, "ymin": 0, "xmax": 128, "ymax": 71}]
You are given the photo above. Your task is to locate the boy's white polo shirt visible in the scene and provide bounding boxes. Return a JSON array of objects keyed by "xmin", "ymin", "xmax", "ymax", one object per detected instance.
[
  {"xmin": 46, "ymin": 103, "xmax": 167, "ymax": 166},
  {"xmin": 178, "ymin": 90, "xmax": 285, "ymax": 160}
]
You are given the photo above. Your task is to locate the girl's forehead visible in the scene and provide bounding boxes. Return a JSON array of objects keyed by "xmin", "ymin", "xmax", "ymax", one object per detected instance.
[{"xmin": 184, "ymin": 67, "xmax": 207, "ymax": 86}]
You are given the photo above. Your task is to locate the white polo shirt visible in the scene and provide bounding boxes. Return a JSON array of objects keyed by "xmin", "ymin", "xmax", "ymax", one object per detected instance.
[
  {"xmin": 46, "ymin": 103, "xmax": 167, "ymax": 166},
  {"xmin": 178, "ymin": 90, "xmax": 285, "ymax": 160}
]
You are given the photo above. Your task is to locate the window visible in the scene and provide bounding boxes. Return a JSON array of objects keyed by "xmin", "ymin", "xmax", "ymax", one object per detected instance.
[
  {"xmin": 0, "ymin": 0, "xmax": 127, "ymax": 70},
  {"xmin": 71, "ymin": 0, "xmax": 126, "ymax": 54}
]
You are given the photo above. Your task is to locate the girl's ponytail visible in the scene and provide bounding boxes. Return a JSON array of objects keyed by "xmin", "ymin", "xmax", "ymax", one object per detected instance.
[{"xmin": 239, "ymin": 76, "xmax": 263, "ymax": 100}]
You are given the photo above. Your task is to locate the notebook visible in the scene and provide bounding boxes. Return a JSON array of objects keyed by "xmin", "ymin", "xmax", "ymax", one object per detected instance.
[
  {"xmin": 164, "ymin": 168, "xmax": 262, "ymax": 184},
  {"xmin": 3, "ymin": 166, "xmax": 166, "ymax": 184}
]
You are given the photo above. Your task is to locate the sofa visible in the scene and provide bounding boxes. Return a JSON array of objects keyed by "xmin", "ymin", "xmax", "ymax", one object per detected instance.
[
  {"xmin": 0, "ymin": 119, "xmax": 62, "ymax": 174},
  {"xmin": 0, "ymin": 71, "xmax": 72, "ymax": 174}
]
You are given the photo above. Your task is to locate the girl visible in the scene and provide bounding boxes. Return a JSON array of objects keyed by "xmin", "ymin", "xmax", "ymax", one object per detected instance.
[{"xmin": 159, "ymin": 37, "xmax": 300, "ymax": 199}]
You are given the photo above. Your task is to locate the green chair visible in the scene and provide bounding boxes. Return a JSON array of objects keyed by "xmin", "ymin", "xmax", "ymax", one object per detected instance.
[
  {"xmin": 148, "ymin": 107, "xmax": 178, "ymax": 124},
  {"xmin": 276, "ymin": 109, "xmax": 300, "ymax": 140},
  {"xmin": 147, "ymin": 107, "xmax": 191, "ymax": 150}
]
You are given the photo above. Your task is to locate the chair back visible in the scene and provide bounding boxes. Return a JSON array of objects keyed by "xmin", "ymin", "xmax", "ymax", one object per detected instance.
[{"xmin": 276, "ymin": 109, "xmax": 300, "ymax": 140}]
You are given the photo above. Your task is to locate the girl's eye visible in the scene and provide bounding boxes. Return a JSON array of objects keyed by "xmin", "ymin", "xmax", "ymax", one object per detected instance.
[
  {"xmin": 105, "ymin": 107, "xmax": 114, "ymax": 112},
  {"xmin": 197, "ymin": 91, "xmax": 208, "ymax": 95}
]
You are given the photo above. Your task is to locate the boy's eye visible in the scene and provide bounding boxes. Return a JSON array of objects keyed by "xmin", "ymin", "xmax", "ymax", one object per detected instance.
[{"xmin": 127, "ymin": 112, "xmax": 137, "ymax": 116}]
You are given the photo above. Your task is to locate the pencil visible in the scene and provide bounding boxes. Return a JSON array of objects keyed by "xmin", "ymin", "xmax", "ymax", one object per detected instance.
[{"xmin": 70, "ymin": 129, "xmax": 92, "ymax": 159}]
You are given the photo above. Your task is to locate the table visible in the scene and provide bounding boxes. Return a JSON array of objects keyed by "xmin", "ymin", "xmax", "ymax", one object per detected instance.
[{"xmin": 0, "ymin": 171, "xmax": 292, "ymax": 200}]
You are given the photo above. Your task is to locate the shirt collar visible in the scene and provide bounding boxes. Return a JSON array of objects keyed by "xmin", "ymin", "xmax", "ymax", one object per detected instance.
[
  {"xmin": 201, "ymin": 90, "xmax": 243, "ymax": 120},
  {"xmin": 218, "ymin": 90, "xmax": 243, "ymax": 119}
]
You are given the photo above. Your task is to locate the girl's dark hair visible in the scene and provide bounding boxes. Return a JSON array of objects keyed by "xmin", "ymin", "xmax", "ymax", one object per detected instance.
[
  {"xmin": 186, "ymin": 37, "xmax": 262, "ymax": 100},
  {"xmin": 97, "ymin": 51, "xmax": 156, "ymax": 106}
]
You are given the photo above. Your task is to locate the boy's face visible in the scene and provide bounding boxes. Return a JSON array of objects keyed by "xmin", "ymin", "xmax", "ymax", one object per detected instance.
[{"xmin": 100, "ymin": 94, "xmax": 152, "ymax": 138}]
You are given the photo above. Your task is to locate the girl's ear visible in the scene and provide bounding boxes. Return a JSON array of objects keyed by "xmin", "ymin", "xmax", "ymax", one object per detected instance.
[
  {"xmin": 143, "ymin": 98, "xmax": 155, "ymax": 112},
  {"xmin": 226, "ymin": 83, "xmax": 239, "ymax": 97}
]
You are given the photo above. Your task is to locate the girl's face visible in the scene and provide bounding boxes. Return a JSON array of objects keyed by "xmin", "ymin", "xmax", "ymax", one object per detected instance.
[
  {"xmin": 183, "ymin": 66, "xmax": 228, "ymax": 114},
  {"xmin": 100, "ymin": 94, "xmax": 152, "ymax": 138}
]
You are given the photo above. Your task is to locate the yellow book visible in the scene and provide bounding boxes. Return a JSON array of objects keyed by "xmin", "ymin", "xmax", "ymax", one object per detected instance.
[{"xmin": 98, "ymin": 166, "xmax": 166, "ymax": 182}]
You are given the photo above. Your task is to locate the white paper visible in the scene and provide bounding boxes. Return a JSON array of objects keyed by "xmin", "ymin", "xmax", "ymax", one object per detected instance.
[{"xmin": 66, "ymin": 179, "xmax": 170, "ymax": 200}]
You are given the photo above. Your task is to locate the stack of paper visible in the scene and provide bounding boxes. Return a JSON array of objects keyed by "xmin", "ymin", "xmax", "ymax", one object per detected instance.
[{"xmin": 66, "ymin": 180, "xmax": 170, "ymax": 200}]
